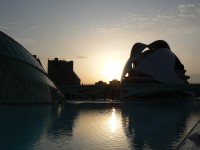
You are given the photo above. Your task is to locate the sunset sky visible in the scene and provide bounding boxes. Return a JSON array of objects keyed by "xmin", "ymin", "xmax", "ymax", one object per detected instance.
[{"xmin": 1, "ymin": 0, "xmax": 200, "ymax": 84}]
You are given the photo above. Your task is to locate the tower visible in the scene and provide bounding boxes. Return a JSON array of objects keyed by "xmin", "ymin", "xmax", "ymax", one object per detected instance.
[{"xmin": 48, "ymin": 58, "xmax": 80, "ymax": 87}]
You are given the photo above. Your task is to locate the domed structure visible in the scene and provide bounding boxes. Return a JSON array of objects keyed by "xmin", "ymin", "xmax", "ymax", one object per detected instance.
[
  {"xmin": 0, "ymin": 31, "xmax": 63, "ymax": 103},
  {"xmin": 121, "ymin": 40, "xmax": 190, "ymax": 85}
]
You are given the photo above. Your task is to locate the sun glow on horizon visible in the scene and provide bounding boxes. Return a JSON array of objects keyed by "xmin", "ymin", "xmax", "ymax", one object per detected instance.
[{"xmin": 103, "ymin": 61, "xmax": 123, "ymax": 82}]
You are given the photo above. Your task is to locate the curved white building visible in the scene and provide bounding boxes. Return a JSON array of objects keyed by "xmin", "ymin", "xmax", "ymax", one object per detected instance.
[
  {"xmin": 120, "ymin": 40, "xmax": 192, "ymax": 99},
  {"xmin": 121, "ymin": 40, "xmax": 190, "ymax": 85}
]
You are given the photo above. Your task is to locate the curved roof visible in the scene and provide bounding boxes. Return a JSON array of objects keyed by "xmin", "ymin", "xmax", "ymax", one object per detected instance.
[
  {"xmin": 135, "ymin": 48, "xmax": 184, "ymax": 84},
  {"xmin": 121, "ymin": 40, "xmax": 189, "ymax": 84},
  {"xmin": 0, "ymin": 31, "xmax": 45, "ymax": 72}
]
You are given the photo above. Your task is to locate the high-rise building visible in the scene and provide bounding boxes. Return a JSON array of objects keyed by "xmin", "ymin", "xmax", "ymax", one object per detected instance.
[{"xmin": 48, "ymin": 58, "xmax": 80, "ymax": 87}]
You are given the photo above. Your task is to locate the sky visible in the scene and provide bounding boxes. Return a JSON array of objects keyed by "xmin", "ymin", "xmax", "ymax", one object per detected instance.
[{"xmin": 1, "ymin": 0, "xmax": 200, "ymax": 84}]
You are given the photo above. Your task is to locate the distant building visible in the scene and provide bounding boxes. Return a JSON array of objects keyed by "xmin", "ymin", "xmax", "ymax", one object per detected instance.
[
  {"xmin": 109, "ymin": 79, "xmax": 120, "ymax": 86},
  {"xmin": 32, "ymin": 55, "xmax": 43, "ymax": 67},
  {"xmin": 95, "ymin": 81, "xmax": 107, "ymax": 86},
  {"xmin": 48, "ymin": 58, "xmax": 80, "ymax": 87}
]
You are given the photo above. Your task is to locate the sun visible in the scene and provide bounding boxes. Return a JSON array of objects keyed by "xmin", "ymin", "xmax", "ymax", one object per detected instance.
[{"xmin": 103, "ymin": 61, "xmax": 122, "ymax": 82}]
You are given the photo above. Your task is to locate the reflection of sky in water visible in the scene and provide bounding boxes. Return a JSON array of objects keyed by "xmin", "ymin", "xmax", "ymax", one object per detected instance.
[
  {"xmin": 0, "ymin": 102, "xmax": 200, "ymax": 150},
  {"xmin": 72, "ymin": 107, "xmax": 129, "ymax": 149}
]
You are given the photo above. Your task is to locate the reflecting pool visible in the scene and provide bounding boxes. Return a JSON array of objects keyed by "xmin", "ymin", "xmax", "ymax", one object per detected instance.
[{"xmin": 0, "ymin": 101, "xmax": 200, "ymax": 150}]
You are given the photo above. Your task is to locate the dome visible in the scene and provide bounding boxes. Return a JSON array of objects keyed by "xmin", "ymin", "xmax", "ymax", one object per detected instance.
[{"xmin": 0, "ymin": 31, "xmax": 63, "ymax": 103}]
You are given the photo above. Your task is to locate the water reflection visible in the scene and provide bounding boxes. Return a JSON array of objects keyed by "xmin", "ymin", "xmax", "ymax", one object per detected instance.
[
  {"xmin": 109, "ymin": 108, "xmax": 118, "ymax": 133},
  {"xmin": 0, "ymin": 105, "xmax": 52, "ymax": 149},
  {"xmin": 120, "ymin": 102, "xmax": 197, "ymax": 149},
  {"xmin": 46, "ymin": 104, "xmax": 79, "ymax": 140},
  {"xmin": 0, "ymin": 101, "xmax": 200, "ymax": 150}
]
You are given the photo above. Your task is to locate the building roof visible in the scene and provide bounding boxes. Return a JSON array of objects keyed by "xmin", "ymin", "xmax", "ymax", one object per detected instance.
[{"xmin": 0, "ymin": 31, "xmax": 45, "ymax": 73}]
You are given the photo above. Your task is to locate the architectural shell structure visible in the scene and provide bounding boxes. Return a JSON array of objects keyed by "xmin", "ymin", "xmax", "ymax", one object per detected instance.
[
  {"xmin": 121, "ymin": 40, "xmax": 190, "ymax": 85},
  {"xmin": 0, "ymin": 31, "xmax": 63, "ymax": 103},
  {"xmin": 120, "ymin": 40, "xmax": 193, "ymax": 99}
]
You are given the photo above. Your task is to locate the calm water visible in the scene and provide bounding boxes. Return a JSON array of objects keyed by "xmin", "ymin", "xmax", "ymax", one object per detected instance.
[{"xmin": 0, "ymin": 101, "xmax": 200, "ymax": 150}]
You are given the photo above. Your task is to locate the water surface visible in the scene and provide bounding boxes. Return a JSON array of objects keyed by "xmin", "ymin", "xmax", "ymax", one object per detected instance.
[{"xmin": 0, "ymin": 101, "xmax": 200, "ymax": 150}]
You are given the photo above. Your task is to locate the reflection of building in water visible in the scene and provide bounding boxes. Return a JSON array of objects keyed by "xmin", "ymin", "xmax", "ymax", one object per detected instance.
[
  {"xmin": 46, "ymin": 104, "xmax": 79, "ymax": 139},
  {"xmin": 0, "ymin": 106, "xmax": 52, "ymax": 149},
  {"xmin": 46, "ymin": 103, "xmax": 122, "ymax": 142},
  {"xmin": 120, "ymin": 102, "xmax": 194, "ymax": 149},
  {"xmin": 0, "ymin": 31, "xmax": 63, "ymax": 103},
  {"xmin": 48, "ymin": 58, "xmax": 80, "ymax": 87}
]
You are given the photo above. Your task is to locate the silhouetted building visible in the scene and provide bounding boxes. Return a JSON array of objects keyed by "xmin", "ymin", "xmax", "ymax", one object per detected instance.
[
  {"xmin": 0, "ymin": 31, "xmax": 63, "ymax": 103},
  {"xmin": 121, "ymin": 40, "xmax": 190, "ymax": 84},
  {"xmin": 120, "ymin": 40, "xmax": 193, "ymax": 99},
  {"xmin": 32, "ymin": 55, "xmax": 43, "ymax": 67},
  {"xmin": 95, "ymin": 81, "xmax": 107, "ymax": 86},
  {"xmin": 48, "ymin": 58, "xmax": 80, "ymax": 87},
  {"xmin": 109, "ymin": 79, "xmax": 120, "ymax": 85}
]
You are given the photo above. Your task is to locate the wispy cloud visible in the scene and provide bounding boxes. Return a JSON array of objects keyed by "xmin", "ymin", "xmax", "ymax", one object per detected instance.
[
  {"xmin": 177, "ymin": 4, "xmax": 195, "ymax": 13},
  {"xmin": 1, "ymin": 21, "xmax": 24, "ymax": 31},
  {"xmin": 95, "ymin": 3, "xmax": 200, "ymax": 35},
  {"xmin": 21, "ymin": 25, "xmax": 39, "ymax": 34},
  {"xmin": 95, "ymin": 24, "xmax": 121, "ymax": 33},
  {"xmin": 0, "ymin": 25, "xmax": 9, "ymax": 29},
  {"xmin": 75, "ymin": 56, "xmax": 88, "ymax": 59}
]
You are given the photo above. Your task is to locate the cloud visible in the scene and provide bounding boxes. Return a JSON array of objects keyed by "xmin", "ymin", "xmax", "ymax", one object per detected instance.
[
  {"xmin": 94, "ymin": 3, "xmax": 200, "ymax": 35},
  {"xmin": 21, "ymin": 25, "xmax": 39, "ymax": 34},
  {"xmin": 75, "ymin": 56, "xmax": 88, "ymax": 59},
  {"xmin": 177, "ymin": 4, "xmax": 199, "ymax": 18},
  {"xmin": 95, "ymin": 24, "xmax": 121, "ymax": 34},
  {"xmin": 178, "ymin": 4, "xmax": 195, "ymax": 13},
  {"xmin": 129, "ymin": 5, "xmax": 200, "ymax": 34},
  {"xmin": 0, "ymin": 26, "xmax": 9, "ymax": 29}
]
